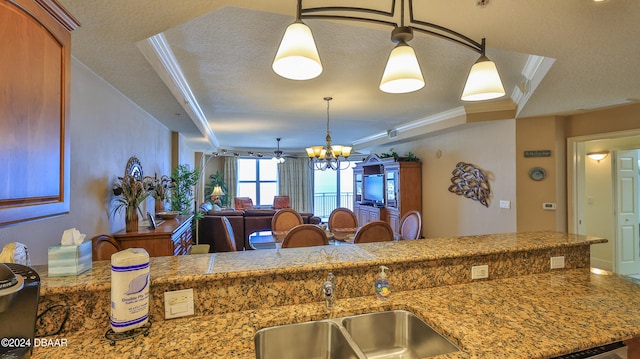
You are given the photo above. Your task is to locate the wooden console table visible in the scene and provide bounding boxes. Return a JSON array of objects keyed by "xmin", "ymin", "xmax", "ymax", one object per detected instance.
[{"xmin": 113, "ymin": 215, "xmax": 193, "ymax": 257}]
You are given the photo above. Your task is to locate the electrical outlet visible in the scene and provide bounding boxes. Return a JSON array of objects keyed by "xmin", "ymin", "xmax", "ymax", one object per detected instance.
[
  {"xmin": 499, "ymin": 200, "xmax": 511, "ymax": 209},
  {"xmin": 550, "ymin": 256, "xmax": 565, "ymax": 269},
  {"xmin": 164, "ymin": 288, "xmax": 194, "ymax": 319},
  {"xmin": 471, "ymin": 265, "xmax": 489, "ymax": 280}
]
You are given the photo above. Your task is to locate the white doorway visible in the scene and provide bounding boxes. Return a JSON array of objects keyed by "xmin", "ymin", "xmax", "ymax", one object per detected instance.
[
  {"xmin": 614, "ymin": 150, "xmax": 639, "ymax": 274},
  {"xmin": 568, "ymin": 130, "xmax": 640, "ymax": 274}
]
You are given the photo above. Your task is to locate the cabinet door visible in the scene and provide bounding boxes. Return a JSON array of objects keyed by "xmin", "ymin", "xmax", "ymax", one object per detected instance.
[
  {"xmin": 0, "ymin": 0, "xmax": 78, "ymax": 226},
  {"xmin": 354, "ymin": 169, "xmax": 363, "ymax": 204},
  {"xmin": 387, "ymin": 208, "xmax": 400, "ymax": 236},
  {"xmin": 385, "ymin": 166, "xmax": 398, "ymax": 209}
]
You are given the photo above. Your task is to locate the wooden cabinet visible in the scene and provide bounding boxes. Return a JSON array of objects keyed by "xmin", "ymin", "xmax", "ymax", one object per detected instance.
[
  {"xmin": 0, "ymin": 0, "xmax": 79, "ymax": 226},
  {"xmin": 113, "ymin": 215, "xmax": 194, "ymax": 257},
  {"xmin": 354, "ymin": 204, "xmax": 388, "ymax": 225},
  {"xmin": 354, "ymin": 154, "xmax": 422, "ymax": 237}
]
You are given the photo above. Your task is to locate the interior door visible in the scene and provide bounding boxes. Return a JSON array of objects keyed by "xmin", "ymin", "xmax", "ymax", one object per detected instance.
[{"xmin": 615, "ymin": 150, "xmax": 640, "ymax": 275}]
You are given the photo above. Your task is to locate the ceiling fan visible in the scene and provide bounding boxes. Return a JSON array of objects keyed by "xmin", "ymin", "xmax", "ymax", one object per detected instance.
[{"xmin": 272, "ymin": 138, "xmax": 286, "ymax": 164}]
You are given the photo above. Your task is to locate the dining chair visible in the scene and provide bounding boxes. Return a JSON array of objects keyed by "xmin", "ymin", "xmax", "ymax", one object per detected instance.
[
  {"xmin": 91, "ymin": 235, "xmax": 122, "ymax": 261},
  {"xmin": 271, "ymin": 208, "xmax": 303, "ymax": 240},
  {"xmin": 353, "ymin": 221, "xmax": 394, "ymax": 244},
  {"xmin": 217, "ymin": 216, "xmax": 238, "ymax": 252},
  {"xmin": 281, "ymin": 224, "xmax": 329, "ymax": 248},
  {"xmin": 399, "ymin": 210, "xmax": 422, "ymax": 240},
  {"xmin": 328, "ymin": 207, "xmax": 358, "ymax": 240}
]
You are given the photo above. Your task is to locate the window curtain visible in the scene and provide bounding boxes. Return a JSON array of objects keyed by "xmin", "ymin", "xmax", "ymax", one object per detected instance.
[
  {"xmin": 223, "ymin": 157, "xmax": 237, "ymax": 208},
  {"xmin": 278, "ymin": 157, "xmax": 313, "ymax": 213}
]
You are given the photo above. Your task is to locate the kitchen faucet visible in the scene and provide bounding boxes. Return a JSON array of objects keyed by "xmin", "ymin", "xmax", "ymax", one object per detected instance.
[{"xmin": 322, "ymin": 272, "xmax": 335, "ymax": 309}]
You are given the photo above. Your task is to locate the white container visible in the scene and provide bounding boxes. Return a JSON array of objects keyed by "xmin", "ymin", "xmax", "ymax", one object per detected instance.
[{"xmin": 110, "ymin": 248, "xmax": 150, "ymax": 332}]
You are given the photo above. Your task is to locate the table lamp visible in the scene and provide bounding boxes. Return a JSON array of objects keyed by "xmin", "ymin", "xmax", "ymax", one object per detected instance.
[{"xmin": 210, "ymin": 185, "xmax": 225, "ymax": 206}]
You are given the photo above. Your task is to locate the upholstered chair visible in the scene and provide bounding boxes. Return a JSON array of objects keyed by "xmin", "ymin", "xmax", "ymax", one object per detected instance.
[
  {"xmin": 91, "ymin": 235, "xmax": 121, "ymax": 261},
  {"xmin": 234, "ymin": 197, "xmax": 254, "ymax": 210},
  {"xmin": 328, "ymin": 207, "xmax": 358, "ymax": 240},
  {"xmin": 271, "ymin": 208, "xmax": 303, "ymax": 241},
  {"xmin": 281, "ymin": 224, "xmax": 329, "ymax": 248},
  {"xmin": 399, "ymin": 210, "xmax": 422, "ymax": 240},
  {"xmin": 353, "ymin": 221, "xmax": 394, "ymax": 244},
  {"xmin": 272, "ymin": 195, "xmax": 291, "ymax": 210}
]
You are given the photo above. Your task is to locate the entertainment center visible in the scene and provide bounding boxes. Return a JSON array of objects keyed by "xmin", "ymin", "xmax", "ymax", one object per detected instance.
[{"xmin": 353, "ymin": 154, "xmax": 422, "ymax": 236}]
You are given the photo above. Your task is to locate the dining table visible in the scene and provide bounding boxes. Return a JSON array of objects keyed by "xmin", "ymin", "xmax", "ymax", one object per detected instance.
[{"xmin": 248, "ymin": 229, "xmax": 355, "ymax": 250}]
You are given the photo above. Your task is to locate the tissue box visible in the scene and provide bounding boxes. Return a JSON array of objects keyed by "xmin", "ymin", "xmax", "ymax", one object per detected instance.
[{"xmin": 48, "ymin": 241, "xmax": 92, "ymax": 276}]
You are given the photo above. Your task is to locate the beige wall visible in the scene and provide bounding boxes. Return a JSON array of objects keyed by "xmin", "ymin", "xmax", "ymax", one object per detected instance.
[
  {"xmin": 0, "ymin": 59, "xmax": 173, "ymax": 265},
  {"xmin": 566, "ymin": 103, "xmax": 640, "ymax": 138},
  {"xmin": 389, "ymin": 120, "xmax": 517, "ymax": 237},
  {"xmin": 515, "ymin": 116, "xmax": 567, "ymax": 231}
]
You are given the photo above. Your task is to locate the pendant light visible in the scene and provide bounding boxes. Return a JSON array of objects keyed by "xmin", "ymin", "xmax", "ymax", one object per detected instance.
[
  {"xmin": 271, "ymin": 138, "xmax": 286, "ymax": 164},
  {"xmin": 272, "ymin": 1, "xmax": 322, "ymax": 80},
  {"xmin": 274, "ymin": 0, "xmax": 506, "ymax": 101},
  {"xmin": 460, "ymin": 40, "xmax": 505, "ymax": 101},
  {"xmin": 306, "ymin": 97, "xmax": 352, "ymax": 171},
  {"xmin": 380, "ymin": 27, "xmax": 425, "ymax": 94}
]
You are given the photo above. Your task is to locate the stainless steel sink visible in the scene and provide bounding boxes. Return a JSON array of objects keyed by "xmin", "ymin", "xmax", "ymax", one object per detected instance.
[
  {"xmin": 254, "ymin": 310, "xmax": 459, "ymax": 359},
  {"xmin": 254, "ymin": 320, "xmax": 361, "ymax": 359},
  {"xmin": 342, "ymin": 310, "xmax": 459, "ymax": 359}
]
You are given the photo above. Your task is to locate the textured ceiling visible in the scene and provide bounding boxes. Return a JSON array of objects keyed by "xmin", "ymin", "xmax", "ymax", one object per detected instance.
[{"xmin": 59, "ymin": 0, "xmax": 640, "ymax": 155}]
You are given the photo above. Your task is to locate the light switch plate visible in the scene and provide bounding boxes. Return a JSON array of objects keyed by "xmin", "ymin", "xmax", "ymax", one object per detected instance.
[
  {"xmin": 499, "ymin": 200, "xmax": 511, "ymax": 209},
  {"xmin": 550, "ymin": 256, "xmax": 565, "ymax": 269},
  {"xmin": 471, "ymin": 265, "xmax": 489, "ymax": 280},
  {"xmin": 164, "ymin": 288, "xmax": 194, "ymax": 319}
]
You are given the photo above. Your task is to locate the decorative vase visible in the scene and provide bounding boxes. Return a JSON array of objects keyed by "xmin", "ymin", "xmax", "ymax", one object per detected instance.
[
  {"xmin": 155, "ymin": 199, "xmax": 165, "ymax": 213},
  {"xmin": 125, "ymin": 208, "xmax": 138, "ymax": 232}
]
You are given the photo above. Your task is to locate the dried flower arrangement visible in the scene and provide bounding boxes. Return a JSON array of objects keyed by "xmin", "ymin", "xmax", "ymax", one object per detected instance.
[
  {"xmin": 112, "ymin": 174, "xmax": 149, "ymax": 231},
  {"xmin": 144, "ymin": 174, "xmax": 174, "ymax": 212}
]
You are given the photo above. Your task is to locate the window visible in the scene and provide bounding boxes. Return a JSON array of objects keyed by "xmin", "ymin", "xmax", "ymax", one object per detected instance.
[
  {"xmin": 313, "ymin": 164, "xmax": 354, "ymax": 221},
  {"xmin": 237, "ymin": 158, "xmax": 278, "ymax": 206}
]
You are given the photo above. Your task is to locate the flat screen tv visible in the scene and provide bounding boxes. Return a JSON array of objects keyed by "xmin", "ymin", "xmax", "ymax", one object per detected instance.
[{"xmin": 363, "ymin": 174, "xmax": 384, "ymax": 205}]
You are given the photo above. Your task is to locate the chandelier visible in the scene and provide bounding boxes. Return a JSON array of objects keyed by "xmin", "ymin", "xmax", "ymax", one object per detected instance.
[
  {"xmin": 272, "ymin": 0, "xmax": 505, "ymax": 100},
  {"xmin": 305, "ymin": 97, "xmax": 352, "ymax": 171},
  {"xmin": 272, "ymin": 137, "xmax": 286, "ymax": 164}
]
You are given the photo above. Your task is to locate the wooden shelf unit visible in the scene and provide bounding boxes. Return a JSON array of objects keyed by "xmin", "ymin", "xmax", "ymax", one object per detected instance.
[{"xmin": 353, "ymin": 154, "xmax": 422, "ymax": 236}]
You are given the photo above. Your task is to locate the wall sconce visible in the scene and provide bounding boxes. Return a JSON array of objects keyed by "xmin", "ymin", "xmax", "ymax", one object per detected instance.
[{"xmin": 587, "ymin": 151, "xmax": 609, "ymax": 162}]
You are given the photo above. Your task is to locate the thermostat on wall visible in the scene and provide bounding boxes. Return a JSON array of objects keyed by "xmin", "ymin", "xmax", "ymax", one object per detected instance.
[{"xmin": 543, "ymin": 203, "xmax": 556, "ymax": 210}]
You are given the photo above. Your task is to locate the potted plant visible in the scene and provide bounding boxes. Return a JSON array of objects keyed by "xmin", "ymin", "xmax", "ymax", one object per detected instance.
[
  {"xmin": 112, "ymin": 174, "xmax": 149, "ymax": 232},
  {"xmin": 144, "ymin": 173, "xmax": 174, "ymax": 212},
  {"xmin": 169, "ymin": 164, "xmax": 200, "ymax": 215}
]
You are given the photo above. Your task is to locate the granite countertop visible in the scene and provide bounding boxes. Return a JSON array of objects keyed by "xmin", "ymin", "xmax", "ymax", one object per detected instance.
[
  {"xmin": 35, "ymin": 231, "xmax": 605, "ymax": 295},
  {"xmin": 31, "ymin": 268, "xmax": 640, "ymax": 359}
]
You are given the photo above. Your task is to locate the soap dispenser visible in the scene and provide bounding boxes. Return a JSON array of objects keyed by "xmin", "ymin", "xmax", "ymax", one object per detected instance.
[{"xmin": 375, "ymin": 265, "xmax": 390, "ymax": 300}]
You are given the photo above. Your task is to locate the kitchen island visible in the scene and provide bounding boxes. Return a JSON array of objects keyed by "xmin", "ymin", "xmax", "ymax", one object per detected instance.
[{"xmin": 30, "ymin": 231, "xmax": 640, "ymax": 358}]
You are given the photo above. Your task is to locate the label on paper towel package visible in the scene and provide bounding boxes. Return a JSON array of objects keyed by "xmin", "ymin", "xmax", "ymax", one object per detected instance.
[{"xmin": 47, "ymin": 241, "xmax": 92, "ymax": 277}]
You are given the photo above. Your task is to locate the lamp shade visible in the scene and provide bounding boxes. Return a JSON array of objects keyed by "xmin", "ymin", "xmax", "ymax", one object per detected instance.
[
  {"xmin": 272, "ymin": 21, "xmax": 323, "ymax": 80},
  {"xmin": 379, "ymin": 43, "xmax": 425, "ymax": 94},
  {"xmin": 461, "ymin": 55, "xmax": 505, "ymax": 101},
  {"xmin": 211, "ymin": 185, "xmax": 225, "ymax": 196}
]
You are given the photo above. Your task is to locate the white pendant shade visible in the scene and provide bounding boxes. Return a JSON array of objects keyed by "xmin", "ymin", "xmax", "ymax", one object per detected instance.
[
  {"xmin": 379, "ymin": 43, "xmax": 425, "ymax": 94},
  {"xmin": 272, "ymin": 22, "xmax": 323, "ymax": 80},
  {"xmin": 461, "ymin": 56, "xmax": 505, "ymax": 101}
]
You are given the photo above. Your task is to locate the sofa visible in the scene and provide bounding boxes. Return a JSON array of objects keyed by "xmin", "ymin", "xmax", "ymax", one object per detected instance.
[{"xmin": 198, "ymin": 203, "xmax": 321, "ymax": 252}]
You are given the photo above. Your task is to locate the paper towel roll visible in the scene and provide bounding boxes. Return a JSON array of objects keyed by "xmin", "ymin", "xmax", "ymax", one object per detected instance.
[{"xmin": 110, "ymin": 248, "xmax": 150, "ymax": 333}]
